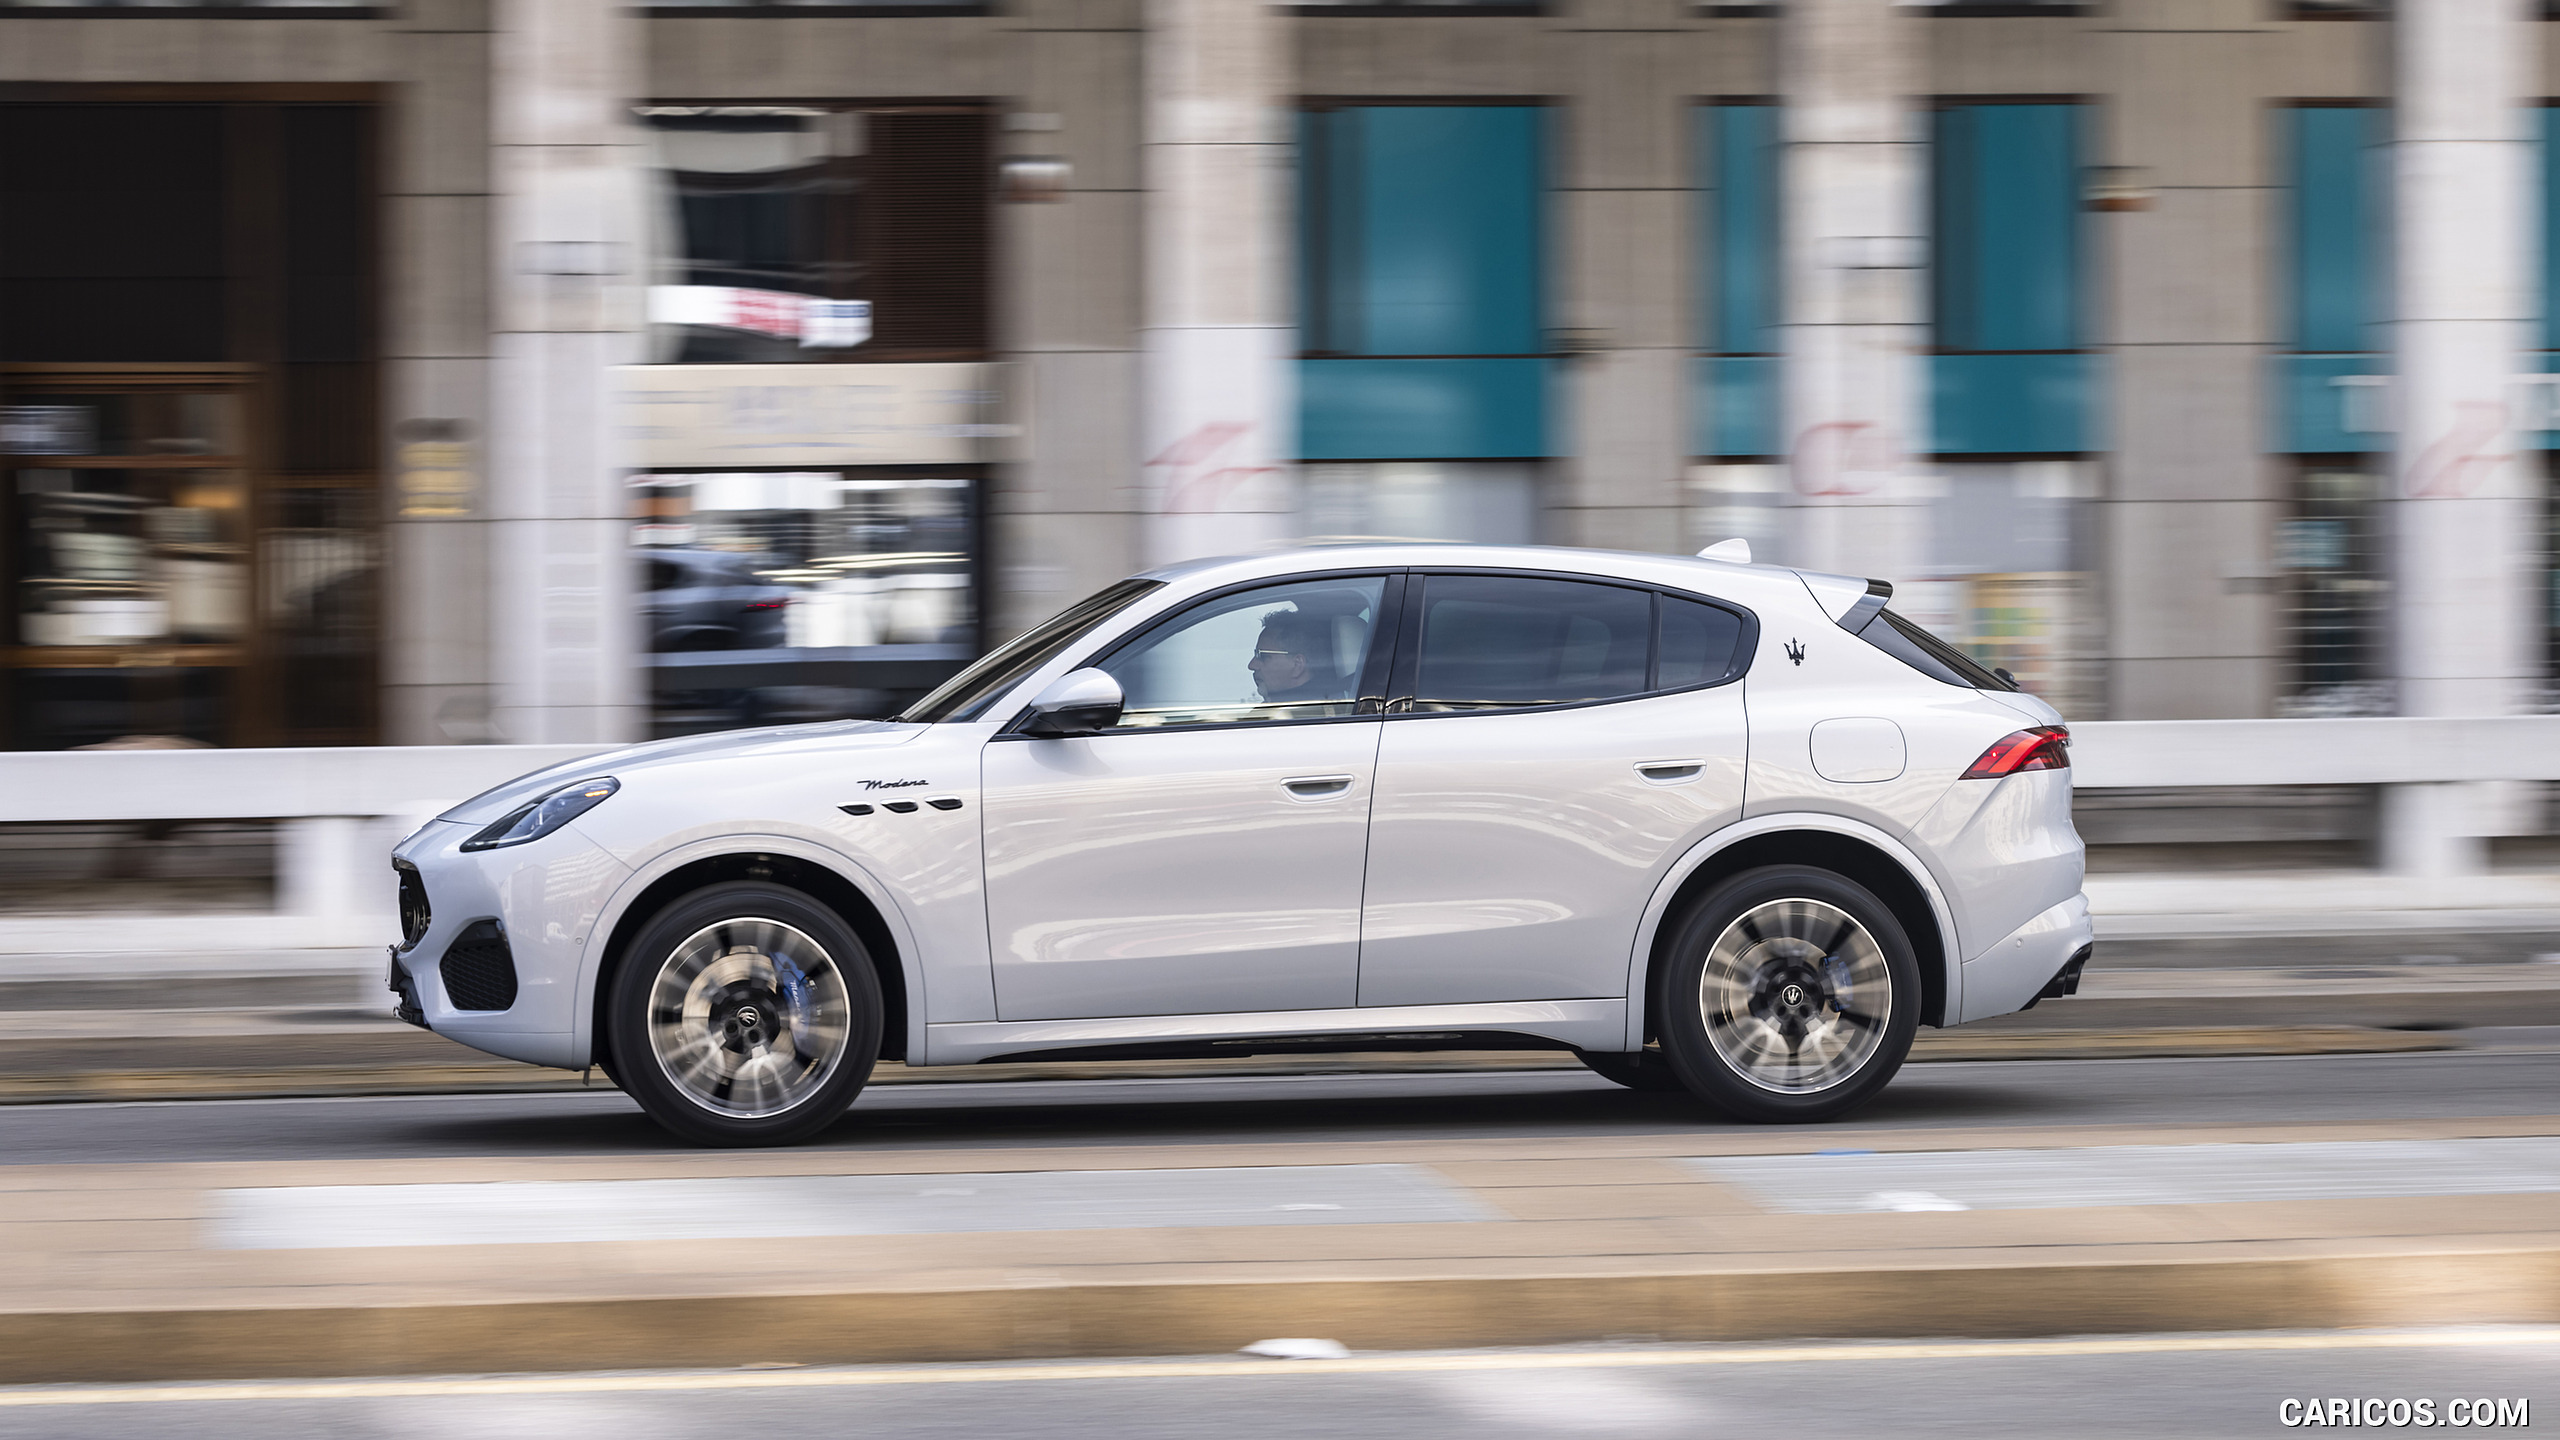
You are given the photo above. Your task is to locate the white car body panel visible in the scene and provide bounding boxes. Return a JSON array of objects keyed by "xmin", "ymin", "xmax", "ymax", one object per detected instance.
[
  {"xmin": 389, "ymin": 542, "xmax": 2093, "ymax": 1088},
  {"xmin": 1356, "ymin": 686, "xmax": 1747, "ymax": 1006},
  {"xmin": 981, "ymin": 720, "xmax": 1383, "ymax": 1020}
]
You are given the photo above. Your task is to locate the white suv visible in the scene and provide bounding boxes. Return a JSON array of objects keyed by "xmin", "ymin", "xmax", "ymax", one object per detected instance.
[{"xmin": 392, "ymin": 545, "xmax": 2092, "ymax": 1146}]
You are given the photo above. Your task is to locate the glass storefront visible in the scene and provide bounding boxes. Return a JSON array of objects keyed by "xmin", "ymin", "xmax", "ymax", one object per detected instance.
[
  {"xmin": 628, "ymin": 100, "xmax": 994, "ymax": 734},
  {"xmin": 2276, "ymin": 460, "xmax": 2391, "ymax": 717},
  {"xmin": 0, "ymin": 100, "xmax": 378, "ymax": 750},
  {"xmin": 632, "ymin": 468, "xmax": 977, "ymax": 735}
]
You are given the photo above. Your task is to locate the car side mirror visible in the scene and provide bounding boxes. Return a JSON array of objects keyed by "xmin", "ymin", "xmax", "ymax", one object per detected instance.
[{"xmin": 1022, "ymin": 667, "xmax": 1124, "ymax": 737}]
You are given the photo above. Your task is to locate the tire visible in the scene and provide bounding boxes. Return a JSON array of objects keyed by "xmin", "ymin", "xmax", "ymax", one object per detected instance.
[
  {"xmin": 607, "ymin": 881, "xmax": 883, "ymax": 1147},
  {"xmin": 1574, "ymin": 1046, "xmax": 1687, "ymax": 1092},
  {"xmin": 1654, "ymin": 865, "xmax": 1921, "ymax": 1123}
]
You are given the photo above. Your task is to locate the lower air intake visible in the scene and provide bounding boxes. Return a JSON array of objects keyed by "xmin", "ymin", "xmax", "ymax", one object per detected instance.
[{"xmin": 441, "ymin": 920, "xmax": 518, "ymax": 1012}]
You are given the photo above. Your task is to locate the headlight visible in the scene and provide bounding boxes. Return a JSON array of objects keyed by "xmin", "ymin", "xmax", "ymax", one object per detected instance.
[{"xmin": 459, "ymin": 776, "xmax": 620, "ymax": 852}]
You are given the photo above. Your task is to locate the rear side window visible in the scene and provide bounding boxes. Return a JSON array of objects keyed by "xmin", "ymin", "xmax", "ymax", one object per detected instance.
[
  {"xmin": 1854, "ymin": 607, "xmax": 2018, "ymax": 691},
  {"xmin": 1408, "ymin": 575, "xmax": 1653, "ymax": 712},
  {"xmin": 1656, "ymin": 596, "xmax": 1748, "ymax": 689}
]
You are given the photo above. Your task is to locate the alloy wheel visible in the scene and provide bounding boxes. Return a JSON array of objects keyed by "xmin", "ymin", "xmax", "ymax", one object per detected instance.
[
  {"xmin": 1696, "ymin": 897, "xmax": 1893, "ymax": 1095},
  {"xmin": 646, "ymin": 917, "xmax": 854, "ymax": 1119}
]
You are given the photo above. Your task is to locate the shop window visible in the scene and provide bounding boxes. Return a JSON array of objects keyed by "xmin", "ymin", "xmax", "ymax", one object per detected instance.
[
  {"xmin": 1692, "ymin": 102, "xmax": 1780, "ymax": 460},
  {"xmin": 1897, "ymin": 460, "xmax": 2100, "ymax": 717},
  {"xmin": 0, "ymin": 1, "xmax": 379, "ymax": 10},
  {"xmin": 1292, "ymin": 0, "xmax": 1539, "ymax": 11},
  {"xmin": 639, "ymin": 0, "xmax": 982, "ymax": 11},
  {"xmin": 631, "ymin": 469, "xmax": 978, "ymax": 737},
  {"xmin": 641, "ymin": 104, "xmax": 989, "ymax": 364},
  {"xmin": 2544, "ymin": 455, "xmax": 2560, "ymax": 714},
  {"xmin": 632, "ymin": 100, "xmax": 993, "ymax": 736},
  {"xmin": 1298, "ymin": 104, "xmax": 1548, "ymax": 467},
  {"xmin": 2276, "ymin": 462, "xmax": 2391, "ymax": 716},
  {"xmin": 0, "ymin": 100, "xmax": 379, "ymax": 749}
]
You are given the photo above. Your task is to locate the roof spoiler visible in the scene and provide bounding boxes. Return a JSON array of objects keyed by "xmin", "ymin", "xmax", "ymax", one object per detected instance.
[{"xmin": 1796, "ymin": 570, "xmax": 1893, "ymax": 631}]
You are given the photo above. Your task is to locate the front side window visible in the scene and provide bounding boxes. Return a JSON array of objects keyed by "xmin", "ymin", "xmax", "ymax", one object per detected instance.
[
  {"xmin": 902, "ymin": 578, "xmax": 1159, "ymax": 724},
  {"xmin": 1407, "ymin": 574, "xmax": 1652, "ymax": 712},
  {"xmin": 1096, "ymin": 577, "xmax": 1389, "ymax": 730}
]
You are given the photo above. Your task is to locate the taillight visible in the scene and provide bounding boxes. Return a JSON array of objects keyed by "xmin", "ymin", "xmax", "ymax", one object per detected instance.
[
  {"xmin": 745, "ymin": 598, "xmax": 787, "ymax": 611},
  {"xmin": 1962, "ymin": 726, "xmax": 2069, "ymax": 780}
]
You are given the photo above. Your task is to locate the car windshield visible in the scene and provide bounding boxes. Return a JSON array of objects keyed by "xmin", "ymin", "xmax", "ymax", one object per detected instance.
[{"xmin": 898, "ymin": 578, "xmax": 1164, "ymax": 723}]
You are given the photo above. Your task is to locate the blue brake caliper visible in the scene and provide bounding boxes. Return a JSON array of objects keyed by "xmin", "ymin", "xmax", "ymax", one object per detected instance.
[
  {"xmin": 775, "ymin": 956, "xmax": 813, "ymax": 1046},
  {"xmin": 1822, "ymin": 954, "xmax": 1854, "ymax": 1010}
]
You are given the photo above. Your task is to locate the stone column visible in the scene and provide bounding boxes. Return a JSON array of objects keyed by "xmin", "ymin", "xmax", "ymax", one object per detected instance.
[
  {"xmin": 2386, "ymin": 0, "xmax": 2537, "ymax": 873},
  {"xmin": 383, "ymin": 1, "xmax": 499, "ymax": 745},
  {"xmin": 1139, "ymin": 0, "xmax": 1295, "ymax": 566},
  {"xmin": 1778, "ymin": 0, "xmax": 1928, "ymax": 587},
  {"xmin": 485, "ymin": 0, "xmax": 648, "ymax": 744}
]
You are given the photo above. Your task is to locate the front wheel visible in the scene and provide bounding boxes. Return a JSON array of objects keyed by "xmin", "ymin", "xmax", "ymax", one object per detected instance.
[
  {"xmin": 607, "ymin": 881, "xmax": 882, "ymax": 1146},
  {"xmin": 1654, "ymin": 866, "xmax": 1920, "ymax": 1123}
]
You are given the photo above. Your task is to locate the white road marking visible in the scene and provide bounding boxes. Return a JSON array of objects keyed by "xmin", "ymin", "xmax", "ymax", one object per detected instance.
[{"xmin": 209, "ymin": 1163, "xmax": 1499, "ymax": 1249}]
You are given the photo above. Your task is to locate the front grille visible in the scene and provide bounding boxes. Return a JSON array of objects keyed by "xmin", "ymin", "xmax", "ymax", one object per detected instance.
[
  {"xmin": 441, "ymin": 920, "xmax": 518, "ymax": 1012},
  {"xmin": 394, "ymin": 860, "xmax": 430, "ymax": 950}
]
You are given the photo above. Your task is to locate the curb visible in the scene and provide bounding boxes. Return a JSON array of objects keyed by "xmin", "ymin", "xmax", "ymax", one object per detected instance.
[
  {"xmin": 4, "ymin": 1245, "xmax": 2553, "ymax": 1383},
  {"xmin": 0, "ymin": 1027, "xmax": 2465, "ymax": 1106}
]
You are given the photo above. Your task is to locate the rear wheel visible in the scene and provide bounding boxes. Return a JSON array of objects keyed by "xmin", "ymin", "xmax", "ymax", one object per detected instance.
[
  {"xmin": 607, "ymin": 881, "xmax": 882, "ymax": 1147},
  {"xmin": 1655, "ymin": 865, "xmax": 1920, "ymax": 1123}
]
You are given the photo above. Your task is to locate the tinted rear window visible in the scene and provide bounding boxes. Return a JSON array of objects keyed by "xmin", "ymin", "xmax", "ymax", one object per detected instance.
[
  {"xmin": 1411, "ymin": 575, "xmax": 1653, "ymax": 711},
  {"xmin": 1656, "ymin": 596, "xmax": 1748, "ymax": 689},
  {"xmin": 1854, "ymin": 607, "xmax": 2017, "ymax": 691}
]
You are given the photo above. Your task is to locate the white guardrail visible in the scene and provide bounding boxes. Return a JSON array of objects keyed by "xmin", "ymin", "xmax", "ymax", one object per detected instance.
[{"xmin": 2, "ymin": 718, "xmax": 2559, "ymax": 954}]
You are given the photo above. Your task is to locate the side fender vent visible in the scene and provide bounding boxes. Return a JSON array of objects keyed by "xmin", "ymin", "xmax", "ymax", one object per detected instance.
[{"xmin": 441, "ymin": 920, "xmax": 519, "ymax": 1012}]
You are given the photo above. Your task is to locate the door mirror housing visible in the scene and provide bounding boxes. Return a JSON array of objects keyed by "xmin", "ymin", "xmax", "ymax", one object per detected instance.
[{"xmin": 1021, "ymin": 667, "xmax": 1124, "ymax": 736}]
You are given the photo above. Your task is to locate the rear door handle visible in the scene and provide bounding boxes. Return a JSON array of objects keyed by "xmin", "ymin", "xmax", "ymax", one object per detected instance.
[
  {"xmin": 1281, "ymin": 774, "xmax": 1355, "ymax": 799},
  {"xmin": 1637, "ymin": 760, "xmax": 1703, "ymax": 783}
]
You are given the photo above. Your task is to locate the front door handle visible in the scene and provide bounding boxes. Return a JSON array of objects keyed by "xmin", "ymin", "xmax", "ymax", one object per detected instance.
[
  {"xmin": 1637, "ymin": 760, "xmax": 1704, "ymax": 783},
  {"xmin": 1281, "ymin": 774, "xmax": 1355, "ymax": 799}
]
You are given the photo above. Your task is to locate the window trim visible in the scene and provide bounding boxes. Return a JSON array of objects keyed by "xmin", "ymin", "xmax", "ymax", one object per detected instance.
[
  {"xmin": 1383, "ymin": 568, "xmax": 1758, "ymax": 719},
  {"xmin": 992, "ymin": 569, "xmax": 1409, "ymax": 739}
]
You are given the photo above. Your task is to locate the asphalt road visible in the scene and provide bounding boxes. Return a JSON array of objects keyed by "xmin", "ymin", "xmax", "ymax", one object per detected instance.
[
  {"xmin": 0, "ymin": 1048, "xmax": 2553, "ymax": 1166},
  {"xmin": 2, "ymin": 1331, "xmax": 2551, "ymax": 1440}
]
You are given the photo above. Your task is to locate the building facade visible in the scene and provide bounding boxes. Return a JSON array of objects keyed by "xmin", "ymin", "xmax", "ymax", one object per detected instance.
[{"xmin": 0, "ymin": 0, "xmax": 2551, "ymax": 754}]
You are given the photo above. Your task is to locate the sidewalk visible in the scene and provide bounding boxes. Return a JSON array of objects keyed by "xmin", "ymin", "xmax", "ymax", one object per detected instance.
[{"xmin": 2, "ymin": 1115, "xmax": 2552, "ymax": 1381}]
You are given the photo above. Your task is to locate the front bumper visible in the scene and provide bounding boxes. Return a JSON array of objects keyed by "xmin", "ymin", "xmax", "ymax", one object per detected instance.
[{"xmin": 387, "ymin": 819, "xmax": 630, "ymax": 1068}]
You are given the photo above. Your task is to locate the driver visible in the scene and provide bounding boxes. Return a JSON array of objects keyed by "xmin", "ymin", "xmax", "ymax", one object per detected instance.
[{"xmin": 1247, "ymin": 609, "xmax": 1351, "ymax": 706}]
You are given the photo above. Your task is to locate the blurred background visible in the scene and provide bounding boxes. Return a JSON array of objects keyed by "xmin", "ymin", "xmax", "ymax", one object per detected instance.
[
  {"xmin": 0, "ymin": 7, "xmax": 2558, "ymax": 1422},
  {"xmin": 2, "ymin": 0, "xmax": 2559, "ymax": 880}
]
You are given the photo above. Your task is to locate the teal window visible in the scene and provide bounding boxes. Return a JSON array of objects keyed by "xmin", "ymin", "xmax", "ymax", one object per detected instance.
[
  {"xmin": 2276, "ymin": 104, "xmax": 2389, "ymax": 455},
  {"xmin": 1299, "ymin": 105, "xmax": 1547, "ymax": 460},
  {"xmin": 1929, "ymin": 102, "xmax": 2093, "ymax": 455},
  {"xmin": 1693, "ymin": 103, "xmax": 1781, "ymax": 458}
]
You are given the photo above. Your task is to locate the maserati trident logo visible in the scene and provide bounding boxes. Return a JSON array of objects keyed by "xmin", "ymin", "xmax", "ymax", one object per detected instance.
[
  {"xmin": 857, "ymin": 779, "xmax": 929, "ymax": 790},
  {"xmin": 1785, "ymin": 639, "xmax": 1806, "ymax": 666}
]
